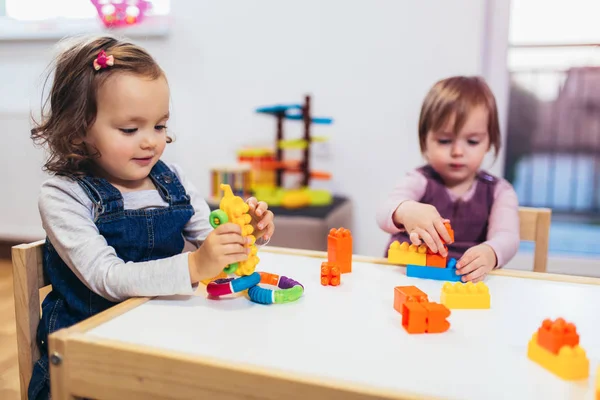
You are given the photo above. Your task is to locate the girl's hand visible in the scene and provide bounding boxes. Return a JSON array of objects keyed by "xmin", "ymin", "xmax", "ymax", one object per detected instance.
[
  {"xmin": 188, "ymin": 223, "xmax": 249, "ymax": 283},
  {"xmin": 393, "ymin": 200, "xmax": 452, "ymax": 256},
  {"xmin": 246, "ymin": 197, "xmax": 275, "ymax": 242},
  {"xmin": 456, "ymin": 244, "xmax": 497, "ymax": 283}
]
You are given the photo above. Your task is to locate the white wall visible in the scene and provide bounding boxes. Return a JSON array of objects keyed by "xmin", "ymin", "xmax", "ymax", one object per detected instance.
[{"xmin": 0, "ymin": 0, "xmax": 510, "ymax": 256}]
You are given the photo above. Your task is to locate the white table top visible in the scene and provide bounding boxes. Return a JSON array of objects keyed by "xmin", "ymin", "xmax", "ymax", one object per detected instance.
[{"xmin": 87, "ymin": 251, "xmax": 600, "ymax": 400}]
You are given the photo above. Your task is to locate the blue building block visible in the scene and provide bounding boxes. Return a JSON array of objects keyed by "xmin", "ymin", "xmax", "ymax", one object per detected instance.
[
  {"xmin": 285, "ymin": 114, "xmax": 333, "ymax": 124},
  {"xmin": 255, "ymin": 104, "xmax": 302, "ymax": 114},
  {"xmin": 406, "ymin": 265, "xmax": 462, "ymax": 282},
  {"xmin": 255, "ymin": 104, "xmax": 333, "ymax": 124},
  {"xmin": 447, "ymin": 258, "xmax": 457, "ymax": 269}
]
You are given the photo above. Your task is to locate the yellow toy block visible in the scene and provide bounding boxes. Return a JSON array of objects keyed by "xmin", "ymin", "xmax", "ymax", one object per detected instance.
[
  {"xmin": 440, "ymin": 282, "xmax": 490, "ymax": 309},
  {"xmin": 527, "ymin": 332, "xmax": 589, "ymax": 380},
  {"xmin": 387, "ymin": 241, "xmax": 427, "ymax": 266},
  {"xmin": 596, "ymin": 367, "xmax": 599, "ymax": 400},
  {"xmin": 211, "ymin": 184, "xmax": 259, "ymax": 276}
]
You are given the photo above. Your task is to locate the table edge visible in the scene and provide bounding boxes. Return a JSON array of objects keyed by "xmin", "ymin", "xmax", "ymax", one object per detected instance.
[{"xmin": 49, "ymin": 331, "xmax": 433, "ymax": 400}]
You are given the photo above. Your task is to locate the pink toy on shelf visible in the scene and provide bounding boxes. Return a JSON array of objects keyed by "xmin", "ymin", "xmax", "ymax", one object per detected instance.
[{"xmin": 90, "ymin": 0, "xmax": 152, "ymax": 28}]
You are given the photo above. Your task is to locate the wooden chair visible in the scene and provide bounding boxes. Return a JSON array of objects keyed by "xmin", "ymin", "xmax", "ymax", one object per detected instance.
[
  {"xmin": 12, "ymin": 239, "xmax": 48, "ymax": 400},
  {"xmin": 518, "ymin": 207, "xmax": 552, "ymax": 273}
]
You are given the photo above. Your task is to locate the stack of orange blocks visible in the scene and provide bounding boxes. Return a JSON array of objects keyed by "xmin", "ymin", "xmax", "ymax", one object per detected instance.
[
  {"xmin": 393, "ymin": 286, "xmax": 450, "ymax": 334},
  {"xmin": 321, "ymin": 227, "xmax": 352, "ymax": 286},
  {"xmin": 328, "ymin": 227, "xmax": 352, "ymax": 273},
  {"xmin": 320, "ymin": 262, "xmax": 341, "ymax": 286}
]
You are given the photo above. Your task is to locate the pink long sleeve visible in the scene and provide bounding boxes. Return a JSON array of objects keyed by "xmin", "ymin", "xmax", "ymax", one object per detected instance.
[
  {"xmin": 484, "ymin": 179, "xmax": 520, "ymax": 267},
  {"xmin": 375, "ymin": 170, "xmax": 427, "ymax": 234},
  {"xmin": 376, "ymin": 170, "xmax": 520, "ymax": 267}
]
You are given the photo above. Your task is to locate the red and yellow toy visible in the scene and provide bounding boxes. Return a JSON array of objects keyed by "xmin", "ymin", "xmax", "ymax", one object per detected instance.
[{"xmin": 527, "ymin": 318, "xmax": 589, "ymax": 380}]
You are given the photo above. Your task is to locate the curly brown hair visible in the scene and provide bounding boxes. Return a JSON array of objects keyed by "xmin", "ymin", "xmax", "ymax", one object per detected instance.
[
  {"xmin": 31, "ymin": 35, "xmax": 168, "ymax": 176},
  {"xmin": 418, "ymin": 76, "xmax": 501, "ymax": 157}
]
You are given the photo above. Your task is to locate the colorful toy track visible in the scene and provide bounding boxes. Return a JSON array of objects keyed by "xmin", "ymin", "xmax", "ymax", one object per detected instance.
[
  {"xmin": 248, "ymin": 272, "xmax": 304, "ymax": 304},
  {"xmin": 206, "ymin": 273, "xmax": 261, "ymax": 297}
]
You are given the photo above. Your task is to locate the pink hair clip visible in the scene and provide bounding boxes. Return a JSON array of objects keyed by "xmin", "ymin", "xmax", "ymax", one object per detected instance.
[{"xmin": 93, "ymin": 50, "xmax": 114, "ymax": 70}]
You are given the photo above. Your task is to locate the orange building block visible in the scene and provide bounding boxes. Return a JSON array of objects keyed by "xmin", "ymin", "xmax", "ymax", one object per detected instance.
[
  {"xmin": 402, "ymin": 301, "xmax": 450, "ymax": 334},
  {"xmin": 420, "ymin": 222, "xmax": 452, "ymax": 267},
  {"xmin": 426, "ymin": 246, "xmax": 447, "ymax": 268},
  {"xmin": 402, "ymin": 302, "xmax": 427, "ymax": 333},
  {"xmin": 393, "ymin": 286, "xmax": 428, "ymax": 314},
  {"xmin": 328, "ymin": 227, "xmax": 352, "ymax": 273},
  {"xmin": 443, "ymin": 221, "xmax": 454, "ymax": 244},
  {"xmin": 320, "ymin": 262, "xmax": 340, "ymax": 286},
  {"xmin": 537, "ymin": 318, "xmax": 580, "ymax": 354},
  {"xmin": 423, "ymin": 302, "xmax": 451, "ymax": 333}
]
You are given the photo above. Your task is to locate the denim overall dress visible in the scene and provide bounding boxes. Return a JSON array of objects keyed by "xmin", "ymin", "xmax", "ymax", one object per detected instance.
[{"xmin": 28, "ymin": 160, "xmax": 194, "ymax": 399}]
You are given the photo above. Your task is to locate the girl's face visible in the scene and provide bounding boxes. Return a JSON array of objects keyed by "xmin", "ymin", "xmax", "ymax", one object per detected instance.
[
  {"xmin": 423, "ymin": 105, "xmax": 490, "ymax": 187},
  {"xmin": 85, "ymin": 73, "xmax": 170, "ymax": 190}
]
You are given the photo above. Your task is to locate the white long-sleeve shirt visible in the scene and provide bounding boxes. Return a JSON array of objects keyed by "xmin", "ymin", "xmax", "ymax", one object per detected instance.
[{"xmin": 39, "ymin": 163, "xmax": 222, "ymax": 302}]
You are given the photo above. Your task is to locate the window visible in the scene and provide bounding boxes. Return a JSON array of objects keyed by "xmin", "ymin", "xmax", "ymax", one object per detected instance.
[
  {"xmin": 0, "ymin": 0, "xmax": 170, "ymax": 40},
  {"xmin": 505, "ymin": 0, "xmax": 600, "ymax": 215},
  {"xmin": 505, "ymin": 0, "xmax": 600, "ymax": 257}
]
